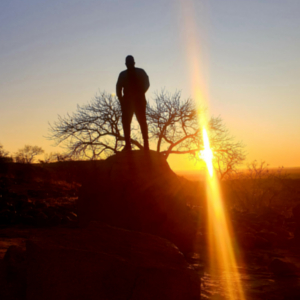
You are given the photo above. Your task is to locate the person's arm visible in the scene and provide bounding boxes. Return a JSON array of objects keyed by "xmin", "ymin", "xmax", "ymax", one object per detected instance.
[
  {"xmin": 143, "ymin": 71, "xmax": 150, "ymax": 93},
  {"xmin": 116, "ymin": 73, "xmax": 123, "ymax": 101}
]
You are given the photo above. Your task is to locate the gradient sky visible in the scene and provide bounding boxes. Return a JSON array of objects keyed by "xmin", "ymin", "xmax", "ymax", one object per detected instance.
[{"xmin": 1, "ymin": 0, "xmax": 299, "ymax": 170}]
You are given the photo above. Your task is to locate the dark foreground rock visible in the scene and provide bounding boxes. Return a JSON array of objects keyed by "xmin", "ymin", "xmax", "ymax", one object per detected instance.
[
  {"xmin": 78, "ymin": 151, "xmax": 198, "ymax": 254},
  {"xmin": 1, "ymin": 245, "xmax": 27, "ymax": 299},
  {"xmin": 269, "ymin": 258, "xmax": 299, "ymax": 277},
  {"xmin": 26, "ymin": 223, "xmax": 200, "ymax": 300}
]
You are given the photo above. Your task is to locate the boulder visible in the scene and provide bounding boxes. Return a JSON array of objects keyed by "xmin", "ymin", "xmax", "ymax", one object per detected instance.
[
  {"xmin": 293, "ymin": 204, "xmax": 300, "ymax": 222},
  {"xmin": 268, "ymin": 258, "xmax": 298, "ymax": 277},
  {"xmin": 2, "ymin": 245, "xmax": 27, "ymax": 299},
  {"xmin": 237, "ymin": 232, "xmax": 257, "ymax": 249},
  {"xmin": 255, "ymin": 236, "xmax": 271, "ymax": 249},
  {"xmin": 26, "ymin": 224, "xmax": 200, "ymax": 300},
  {"xmin": 78, "ymin": 151, "xmax": 198, "ymax": 253},
  {"xmin": 293, "ymin": 204, "xmax": 300, "ymax": 242}
]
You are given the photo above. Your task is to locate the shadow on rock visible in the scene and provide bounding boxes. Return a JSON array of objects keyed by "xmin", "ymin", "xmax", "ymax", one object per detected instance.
[{"xmin": 78, "ymin": 151, "xmax": 198, "ymax": 254}]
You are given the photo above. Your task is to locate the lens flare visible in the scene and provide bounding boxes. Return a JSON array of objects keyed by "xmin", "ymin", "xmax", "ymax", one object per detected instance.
[
  {"xmin": 178, "ymin": 0, "xmax": 246, "ymax": 299},
  {"xmin": 203, "ymin": 140, "xmax": 246, "ymax": 300},
  {"xmin": 199, "ymin": 128, "xmax": 213, "ymax": 177}
]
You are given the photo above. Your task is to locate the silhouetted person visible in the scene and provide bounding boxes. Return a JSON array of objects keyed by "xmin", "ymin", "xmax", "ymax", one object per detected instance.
[{"xmin": 116, "ymin": 55, "xmax": 150, "ymax": 151}]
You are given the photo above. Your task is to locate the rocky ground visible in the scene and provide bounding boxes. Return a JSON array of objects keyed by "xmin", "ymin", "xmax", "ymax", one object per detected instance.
[
  {"xmin": 1, "ymin": 224, "xmax": 300, "ymax": 299},
  {"xmin": 1, "ymin": 156, "xmax": 300, "ymax": 299},
  {"xmin": 188, "ymin": 202, "xmax": 300, "ymax": 299},
  {"xmin": 0, "ymin": 174, "xmax": 78, "ymax": 229}
]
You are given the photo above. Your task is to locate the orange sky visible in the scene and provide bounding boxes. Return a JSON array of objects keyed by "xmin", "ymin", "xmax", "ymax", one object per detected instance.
[{"xmin": 1, "ymin": 1, "xmax": 299, "ymax": 170}]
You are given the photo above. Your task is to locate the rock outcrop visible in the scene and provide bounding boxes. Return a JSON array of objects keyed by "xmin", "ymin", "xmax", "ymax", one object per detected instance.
[
  {"xmin": 26, "ymin": 224, "xmax": 200, "ymax": 300},
  {"xmin": 78, "ymin": 151, "xmax": 198, "ymax": 253},
  {"xmin": 293, "ymin": 204, "xmax": 300, "ymax": 243}
]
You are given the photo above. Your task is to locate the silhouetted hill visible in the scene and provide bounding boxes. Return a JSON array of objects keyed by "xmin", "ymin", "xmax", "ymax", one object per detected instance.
[
  {"xmin": 78, "ymin": 150, "xmax": 199, "ymax": 254},
  {"xmin": 0, "ymin": 152, "xmax": 202, "ymax": 299}
]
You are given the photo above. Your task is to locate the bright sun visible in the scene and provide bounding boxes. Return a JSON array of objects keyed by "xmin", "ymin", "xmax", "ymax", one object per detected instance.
[{"xmin": 199, "ymin": 128, "xmax": 214, "ymax": 177}]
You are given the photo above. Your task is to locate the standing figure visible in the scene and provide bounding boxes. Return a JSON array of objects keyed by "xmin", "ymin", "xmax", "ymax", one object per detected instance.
[{"xmin": 116, "ymin": 55, "xmax": 150, "ymax": 151}]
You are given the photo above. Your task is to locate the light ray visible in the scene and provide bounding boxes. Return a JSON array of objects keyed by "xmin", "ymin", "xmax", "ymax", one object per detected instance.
[
  {"xmin": 200, "ymin": 128, "xmax": 213, "ymax": 177},
  {"xmin": 178, "ymin": 0, "xmax": 246, "ymax": 299}
]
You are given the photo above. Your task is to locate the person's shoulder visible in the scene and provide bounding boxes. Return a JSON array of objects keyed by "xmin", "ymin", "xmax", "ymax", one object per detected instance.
[
  {"xmin": 135, "ymin": 68, "xmax": 148, "ymax": 75},
  {"xmin": 135, "ymin": 67, "xmax": 146, "ymax": 72},
  {"xmin": 117, "ymin": 70, "xmax": 127, "ymax": 81},
  {"xmin": 119, "ymin": 70, "xmax": 127, "ymax": 76}
]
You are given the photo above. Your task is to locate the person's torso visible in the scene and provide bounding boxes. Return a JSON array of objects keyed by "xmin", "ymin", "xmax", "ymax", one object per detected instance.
[{"xmin": 120, "ymin": 68, "xmax": 146, "ymax": 99}]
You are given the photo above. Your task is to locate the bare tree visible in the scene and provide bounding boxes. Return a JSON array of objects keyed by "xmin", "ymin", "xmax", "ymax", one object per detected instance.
[
  {"xmin": 209, "ymin": 122, "xmax": 245, "ymax": 180},
  {"xmin": 14, "ymin": 145, "xmax": 44, "ymax": 163},
  {"xmin": 40, "ymin": 152, "xmax": 71, "ymax": 163},
  {"xmin": 49, "ymin": 92, "xmax": 126, "ymax": 159},
  {"xmin": 147, "ymin": 91, "xmax": 245, "ymax": 179},
  {"xmin": 147, "ymin": 91, "xmax": 199, "ymax": 156},
  {"xmin": 0, "ymin": 144, "xmax": 9, "ymax": 158},
  {"xmin": 226, "ymin": 161, "xmax": 289, "ymax": 212},
  {"xmin": 48, "ymin": 91, "xmax": 245, "ymax": 176},
  {"xmin": 0, "ymin": 144, "xmax": 12, "ymax": 163}
]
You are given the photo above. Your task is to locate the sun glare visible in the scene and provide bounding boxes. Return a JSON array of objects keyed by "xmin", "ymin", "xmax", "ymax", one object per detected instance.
[
  {"xmin": 179, "ymin": 0, "xmax": 246, "ymax": 298},
  {"xmin": 199, "ymin": 128, "xmax": 213, "ymax": 177},
  {"xmin": 202, "ymin": 136, "xmax": 246, "ymax": 300}
]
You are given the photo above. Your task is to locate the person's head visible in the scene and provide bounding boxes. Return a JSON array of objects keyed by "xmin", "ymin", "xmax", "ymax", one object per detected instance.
[{"xmin": 125, "ymin": 55, "xmax": 135, "ymax": 69}]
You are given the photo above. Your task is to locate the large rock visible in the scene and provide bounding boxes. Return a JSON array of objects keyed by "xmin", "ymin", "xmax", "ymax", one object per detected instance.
[
  {"xmin": 1, "ymin": 245, "xmax": 27, "ymax": 300},
  {"xmin": 78, "ymin": 151, "xmax": 198, "ymax": 253},
  {"xmin": 268, "ymin": 258, "xmax": 298, "ymax": 277},
  {"xmin": 26, "ymin": 224, "xmax": 200, "ymax": 300},
  {"xmin": 293, "ymin": 204, "xmax": 300, "ymax": 242}
]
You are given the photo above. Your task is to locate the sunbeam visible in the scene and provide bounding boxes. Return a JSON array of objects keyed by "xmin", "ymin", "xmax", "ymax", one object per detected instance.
[{"xmin": 179, "ymin": 0, "xmax": 247, "ymax": 298}]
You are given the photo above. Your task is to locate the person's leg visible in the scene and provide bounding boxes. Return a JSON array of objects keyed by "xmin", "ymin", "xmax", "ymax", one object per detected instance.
[
  {"xmin": 121, "ymin": 101, "xmax": 134, "ymax": 150},
  {"xmin": 134, "ymin": 100, "xmax": 149, "ymax": 150}
]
